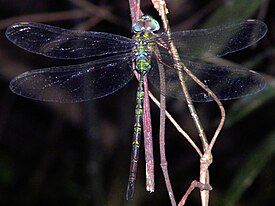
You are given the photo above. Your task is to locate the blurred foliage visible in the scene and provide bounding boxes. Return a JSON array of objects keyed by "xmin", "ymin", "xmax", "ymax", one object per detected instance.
[
  {"xmin": 220, "ymin": 131, "xmax": 275, "ymax": 206},
  {"xmin": 202, "ymin": 0, "xmax": 265, "ymax": 27},
  {"xmin": 0, "ymin": 0, "xmax": 274, "ymax": 206}
]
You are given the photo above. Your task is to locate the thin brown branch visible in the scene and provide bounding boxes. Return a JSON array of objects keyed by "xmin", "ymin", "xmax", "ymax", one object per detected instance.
[
  {"xmin": 148, "ymin": 92, "xmax": 202, "ymax": 157},
  {"xmin": 152, "ymin": 0, "xmax": 226, "ymax": 205},
  {"xmin": 0, "ymin": 10, "xmax": 90, "ymax": 30},
  {"xmin": 181, "ymin": 65, "xmax": 225, "ymax": 152},
  {"xmin": 69, "ymin": 0, "xmax": 127, "ymax": 26},
  {"xmin": 0, "ymin": 50, "xmax": 82, "ymax": 124},
  {"xmin": 130, "ymin": 0, "xmax": 154, "ymax": 195},
  {"xmin": 151, "ymin": 51, "xmax": 202, "ymax": 156},
  {"xmin": 72, "ymin": 17, "xmax": 102, "ymax": 30},
  {"xmin": 158, "ymin": 47, "xmax": 176, "ymax": 206},
  {"xmin": 129, "ymin": 0, "xmax": 141, "ymax": 23},
  {"xmin": 143, "ymin": 77, "xmax": 155, "ymax": 193},
  {"xmin": 156, "ymin": 1, "xmax": 209, "ymax": 152},
  {"xmin": 178, "ymin": 180, "xmax": 212, "ymax": 206},
  {"xmin": 172, "ymin": 0, "xmax": 221, "ymax": 30}
]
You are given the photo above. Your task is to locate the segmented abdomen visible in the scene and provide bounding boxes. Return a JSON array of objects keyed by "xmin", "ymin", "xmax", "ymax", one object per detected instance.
[{"xmin": 126, "ymin": 76, "xmax": 144, "ymax": 200}]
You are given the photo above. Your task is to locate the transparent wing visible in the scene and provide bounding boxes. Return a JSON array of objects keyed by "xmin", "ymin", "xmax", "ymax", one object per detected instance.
[
  {"xmin": 148, "ymin": 55, "xmax": 265, "ymax": 102},
  {"xmin": 10, "ymin": 53, "xmax": 134, "ymax": 102},
  {"xmin": 6, "ymin": 22, "xmax": 133, "ymax": 59},
  {"xmin": 155, "ymin": 20, "xmax": 267, "ymax": 60}
]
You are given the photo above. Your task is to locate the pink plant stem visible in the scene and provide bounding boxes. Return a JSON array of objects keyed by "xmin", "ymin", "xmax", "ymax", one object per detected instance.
[
  {"xmin": 143, "ymin": 77, "xmax": 155, "ymax": 192},
  {"xmin": 129, "ymin": 0, "xmax": 155, "ymax": 195}
]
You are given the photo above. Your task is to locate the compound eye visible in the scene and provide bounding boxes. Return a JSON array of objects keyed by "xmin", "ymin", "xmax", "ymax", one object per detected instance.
[
  {"xmin": 132, "ymin": 19, "xmax": 144, "ymax": 33},
  {"xmin": 144, "ymin": 19, "xmax": 160, "ymax": 31},
  {"xmin": 132, "ymin": 15, "xmax": 160, "ymax": 33}
]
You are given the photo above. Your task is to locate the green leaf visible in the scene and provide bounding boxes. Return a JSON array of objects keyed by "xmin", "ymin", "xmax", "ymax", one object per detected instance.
[
  {"xmin": 225, "ymin": 83, "xmax": 275, "ymax": 127},
  {"xmin": 203, "ymin": 0, "xmax": 264, "ymax": 27},
  {"xmin": 220, "ymin": 131, "xmax": 275, "ymax": 206}
]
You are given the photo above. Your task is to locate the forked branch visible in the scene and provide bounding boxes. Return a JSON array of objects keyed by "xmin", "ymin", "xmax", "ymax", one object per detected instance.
[{"xmin": 152, "ymin": 0, "xmax": 225, "ymax": 206}]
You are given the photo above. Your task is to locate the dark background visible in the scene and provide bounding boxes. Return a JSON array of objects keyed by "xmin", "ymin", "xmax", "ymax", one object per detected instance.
[{"xmin": 0, "ymin": 0, "xmax": 274, "ymax": 205}]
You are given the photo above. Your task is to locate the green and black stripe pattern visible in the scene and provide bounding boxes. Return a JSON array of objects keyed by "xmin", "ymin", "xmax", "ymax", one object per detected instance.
[{"xmin": 126, "ymin": 15, "xmax": 160, "ymax": 200}]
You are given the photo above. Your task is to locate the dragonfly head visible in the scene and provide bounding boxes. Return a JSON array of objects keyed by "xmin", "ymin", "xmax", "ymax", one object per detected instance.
[{"xmin": 132, "ymin": 15, "xmax": 160, "ymax": 33}]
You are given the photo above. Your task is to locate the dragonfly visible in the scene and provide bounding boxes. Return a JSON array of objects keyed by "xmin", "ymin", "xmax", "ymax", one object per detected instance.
[{"xmin": 6, "ymin": 15, "xmax": 267, "ymax": 200}]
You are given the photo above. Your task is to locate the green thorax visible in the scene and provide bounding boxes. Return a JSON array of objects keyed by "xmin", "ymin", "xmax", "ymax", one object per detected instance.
[{"xmin": 133, "ymin": 31, "xmax": 156, "ymax": 76}]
